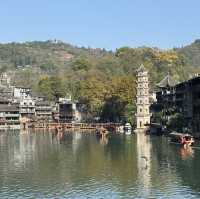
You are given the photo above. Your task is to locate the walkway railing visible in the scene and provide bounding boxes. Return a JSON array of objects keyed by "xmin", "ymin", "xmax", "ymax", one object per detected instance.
[{"xmin": 33, "ymin": 122, "xmax": 121, "ymax": 131}]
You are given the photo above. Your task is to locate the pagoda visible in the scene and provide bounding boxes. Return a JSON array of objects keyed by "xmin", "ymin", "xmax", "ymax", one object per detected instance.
[{"xmin": 136, "ymin": 64, "xmax": 151, "ymax": 130}]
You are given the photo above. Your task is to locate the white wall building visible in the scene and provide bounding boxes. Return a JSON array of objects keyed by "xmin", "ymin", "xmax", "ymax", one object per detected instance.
[
  {"xmin": 14, "ymin": 87, "xmax": 31, "ymax": 99},
  {"xmin": 20, "ymin": 96, "xmax": 35, "ymax": 119}
]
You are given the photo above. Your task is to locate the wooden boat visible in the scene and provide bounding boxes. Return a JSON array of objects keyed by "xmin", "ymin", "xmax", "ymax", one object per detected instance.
[{"xmin": 169, "ymin": 132, "xmax": 194, "ymax": 147}]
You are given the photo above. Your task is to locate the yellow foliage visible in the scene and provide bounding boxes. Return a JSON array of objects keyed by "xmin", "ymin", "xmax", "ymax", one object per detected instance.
[{"xmin": 154, "ymin": 50, "xmax": 179, "ymax": 63}]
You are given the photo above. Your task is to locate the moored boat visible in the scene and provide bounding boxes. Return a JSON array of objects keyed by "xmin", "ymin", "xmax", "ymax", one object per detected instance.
[
  {"xmin": 169, "ymin": 132, "xmax": 194, "ymax": 147},
  {"xmin": 124, "ymin": 123, "xmax": 132, "ymax": 135}
]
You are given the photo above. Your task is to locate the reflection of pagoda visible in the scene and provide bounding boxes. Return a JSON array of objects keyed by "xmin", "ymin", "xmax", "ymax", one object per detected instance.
[
  {"xmin": 136, "ymin": 65, "xmax": 151, "ymax": 131},
  {"xmin": 136, "ymin": 133, "xmax": 152, "ymax": 197}
]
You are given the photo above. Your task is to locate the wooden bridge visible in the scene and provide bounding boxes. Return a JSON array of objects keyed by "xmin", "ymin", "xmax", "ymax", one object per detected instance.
[{"xmin": 32, "ymin": 122, "xmax": 121, "ymax": 132}]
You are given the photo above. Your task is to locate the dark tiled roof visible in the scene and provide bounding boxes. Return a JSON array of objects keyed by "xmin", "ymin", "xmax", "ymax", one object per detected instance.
[
  {"xmin": 0, "ymin": 104, "xmax": 19, "ymax": 112},
  {"xmin": 15, "ymin": 86, "xmax": 31, "ymax": 89},
  {"xmin": 0, "ymin": 96, "xmax": 9, "ymax": 102},
  {"xmin": 35, "ymin": 101, "xmax": 51, "ymax": 106},
  {"xmin": 157, "ymin": 74, "xmax": 177, "ymax": 88}
]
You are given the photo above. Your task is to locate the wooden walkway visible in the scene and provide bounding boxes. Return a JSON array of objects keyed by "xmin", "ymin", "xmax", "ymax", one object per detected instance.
[{"xmin": 33, "ymin": 122, "xmax": 121, "ymax": 131}]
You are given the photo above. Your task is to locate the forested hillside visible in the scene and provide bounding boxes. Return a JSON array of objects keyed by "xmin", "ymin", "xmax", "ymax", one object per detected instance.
[
  {"xmin": 175, "ymin": 39, "xmax": 200, "ymax": 68},
  {"xmin": 0, "ymin": 40, "xmax": 199, "ymax": 123}
]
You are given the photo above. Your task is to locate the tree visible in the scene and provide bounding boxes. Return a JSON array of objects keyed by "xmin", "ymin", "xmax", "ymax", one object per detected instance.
[
  {"xmin": 167, "ymin": 113, "xmax": 185, "ymax": 132},
  {"xmin": 49, "ymin": 76, "xmax": 65, "ymax": 100},
  {"xmin": 79, "ymin": 74, "xmax": 110, "ymax": 119},
  {"xmin": 72, "ymin": 57, "xmax": 92, "ymax": 71},
  {"xmin": 37, "ymin": 75, "xmax": 65, "ymax": 101},
  {"xmin": 101, "ymin": 96, "xmax": 127, "ymax": 123},
  {"xmin": 101, "ymin": 75, "xmax": 136, "ymax": 123}
]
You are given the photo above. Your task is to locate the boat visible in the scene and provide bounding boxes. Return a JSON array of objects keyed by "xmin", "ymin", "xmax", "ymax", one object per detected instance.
[
  {"xmin": 169, "ymin": 132, "xmax": 194, "ymax": 147},
  {"xmin": 116, "ymin": 125, "xmax": 124, "ymax": 133},
  {"xmin": 124, "ymin": 123, "xmax": 132, "ymax": 135}
]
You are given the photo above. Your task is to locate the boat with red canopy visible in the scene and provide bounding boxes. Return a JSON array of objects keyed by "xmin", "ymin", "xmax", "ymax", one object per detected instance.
[{"xmin": 169, "ymin": 132, "xmax": 194, "ymax": 147}]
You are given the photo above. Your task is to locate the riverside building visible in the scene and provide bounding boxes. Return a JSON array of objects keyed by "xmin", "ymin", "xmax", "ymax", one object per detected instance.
[
  {"xmin": 155, "ymin": 74, "xmax": 200, "ymax": 137},
  {"xmin": 0, "ymin": 104, "xmax": 20, "ymax": 129}
]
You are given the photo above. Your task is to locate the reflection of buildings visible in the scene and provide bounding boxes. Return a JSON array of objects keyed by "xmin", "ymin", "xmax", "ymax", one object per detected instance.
[
  {"xmin": 136, "ymin": 133, "xmax": 152, "ymax": 196},
  {"xmin": 72, "ymin": 132, "xmax": 82, "ymax": 152}
]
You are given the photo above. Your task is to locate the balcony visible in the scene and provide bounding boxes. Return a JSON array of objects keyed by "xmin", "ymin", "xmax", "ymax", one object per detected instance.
[
  {"xmin": 35, "ymin": 107, "xmax": 52, "ymax": 111},
  {"xmin": 5, "ymin": 114, "xmax": 20, "ymax": 117},
  {"xmin": 20, "ymin": 110, "xmax": 35, "ymax": 114},
  {"xmin": 36, "ymin": 112, "xmax": 52, "ymax": 115}
]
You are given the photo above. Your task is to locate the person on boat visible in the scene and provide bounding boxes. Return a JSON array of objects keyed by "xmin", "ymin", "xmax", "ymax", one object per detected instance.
[
  {"xmin": 181, "ymin": 136, "xmax": 186, "ymax": 145},
  {"xmin": 180, "ymin": 136, "xmax": 194, "ymax": 147}
]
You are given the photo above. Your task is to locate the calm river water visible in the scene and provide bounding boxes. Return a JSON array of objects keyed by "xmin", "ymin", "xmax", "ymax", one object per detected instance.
[{"xmin": 0, "ymin": 131, "xmax": 200, "ymax": 198}]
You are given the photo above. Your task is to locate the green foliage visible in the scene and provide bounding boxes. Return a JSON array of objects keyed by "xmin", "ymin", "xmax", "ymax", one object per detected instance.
[
  {"xmin": 167, "ymin": 113, "xmax": 186, "ymax": 132},
  {"xmin": 79, "ymin": 74, "xmax": 109, "ymax": 117},
  {"xmin": 13, "ymin": 68, "xmax": 39, "ymax": 88},
  {"xmin": 177, "ymin": 39, "xmax": 200, "ymax": 68},
  {"xmin": 39, "ymin": 61, "xmax": 57, "ymax": 72},
  {"xmin": 38, "ymin": 76, "xmax": 65, "ymax": 101},
  {"xmin": 100, "ymin": 76, "xmax": 136, "ymax": 123},
  {"xmin": 116, "ymin": 47, "xmax": 131, "ymax": 57},
  {"xmin": 72, "ymin": 57, "xmax": 92, "ymax": 71},
  {"xmin": 101, "ymin": 96, "xmax": 126, "ymax": 122},
  {"xmin": 124, "ymin": 104, "xmax": 136, "ymax": 126},
  {"xmin": 0, "ymin": 40, "xmax": 199, "ymax": 122}
]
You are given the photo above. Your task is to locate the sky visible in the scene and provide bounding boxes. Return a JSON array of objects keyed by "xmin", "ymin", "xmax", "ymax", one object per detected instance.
[{"xmin": 0, "ymin": 0, "xmax": 200, "ymax": 50}]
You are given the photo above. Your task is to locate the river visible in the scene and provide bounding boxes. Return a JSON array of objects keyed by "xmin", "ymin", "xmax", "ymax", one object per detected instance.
[{"xmin": 0, "ymin": 130, "xmax": 200, "ymax": 198}]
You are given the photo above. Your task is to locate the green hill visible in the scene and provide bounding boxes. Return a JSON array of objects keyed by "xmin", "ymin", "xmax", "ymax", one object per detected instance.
[
  {"xmin": 0, "ymin": 40, "xmax": 199, "ymax": 122},
  {"xmin": 175, "ymin": 39, "xmax": 200, "ymax": 68}
]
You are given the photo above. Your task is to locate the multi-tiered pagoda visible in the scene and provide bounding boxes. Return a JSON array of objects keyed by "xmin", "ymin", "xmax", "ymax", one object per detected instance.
[{"xmin": 136, "ymin": 64, "xmax": 151, "ymax": 130}]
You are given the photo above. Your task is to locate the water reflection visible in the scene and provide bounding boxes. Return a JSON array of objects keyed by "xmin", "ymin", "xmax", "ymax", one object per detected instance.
[
  {"xmin": 180, "ymin": 146, "xmax": 194, "ymax": 160},
  {"xmin": 0, "ymin": 131, "xmax": 200, "ymax": 198},
  {"xmin": 136, "ymin": 133, "xmax": 152, "ymax": 197},
  {"xmin": 96, "ymin": 133, "xmax": 109, "ymax": 146}
]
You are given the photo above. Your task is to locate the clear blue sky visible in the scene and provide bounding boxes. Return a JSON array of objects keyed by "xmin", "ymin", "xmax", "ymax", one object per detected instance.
[{"xmin": 0, "ymin": 0, "xmax": 200, "ymax": 50}]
